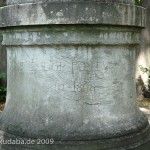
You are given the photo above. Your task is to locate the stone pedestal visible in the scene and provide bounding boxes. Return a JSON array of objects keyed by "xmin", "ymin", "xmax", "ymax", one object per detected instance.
[{"xmin": 0, "ymin": 0, "xmax": 149, "ymax": 149}]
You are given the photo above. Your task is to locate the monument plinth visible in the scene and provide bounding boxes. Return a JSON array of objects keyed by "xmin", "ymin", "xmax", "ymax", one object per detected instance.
[{"xmin": 0, "ymin": 0, "xmax": 149, "ymax": 149}]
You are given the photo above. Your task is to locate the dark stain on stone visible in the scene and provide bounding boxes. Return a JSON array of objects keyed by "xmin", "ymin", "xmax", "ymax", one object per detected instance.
[{"xmin": 0, "ymin": 0, "xmax": 6, "ymax": 7}]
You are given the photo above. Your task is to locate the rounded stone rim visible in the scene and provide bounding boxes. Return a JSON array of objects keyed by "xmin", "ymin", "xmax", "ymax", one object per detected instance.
[
  {"xmin": 0, "ymin": 2, "xmax": 146, "ymax": 28},
  {"xmin": 1, "ymin": 25, "xmax": 142, "ymax": 46},
  {"xmin": 0, "ymin": 124, "xmax": 150, "ymax": 149},
  {"xmin": 6, "ymin": 0, "xmax": 134, "ymax": 5}
]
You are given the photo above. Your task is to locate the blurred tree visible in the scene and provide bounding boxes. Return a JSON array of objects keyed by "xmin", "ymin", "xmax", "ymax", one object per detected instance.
[{"xmin": 135, "ymin": 0, "xmax": 141, "ymax": 5}]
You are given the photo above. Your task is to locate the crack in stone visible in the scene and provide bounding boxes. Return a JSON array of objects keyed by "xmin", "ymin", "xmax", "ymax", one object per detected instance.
[{"xmin": 84, "ymin": 102, "xmax": 101, "ymax": 105}]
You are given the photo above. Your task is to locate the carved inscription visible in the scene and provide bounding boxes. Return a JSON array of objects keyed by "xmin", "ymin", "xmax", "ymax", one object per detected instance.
[
  {"xmin": 73, "ymin": 82, "xmax": 95, "ymax": 94},
  {"xmin": 72, "ymin": 61, "xmax": 99, "ymax": 72},
  {"xmin": 51, "ymin": 84, "xmax": 65, "ymax": 91},
  {"xmin": 10, "ymin": 46, "xmax": 126, "ymax": 105},
  {"xmin": 17, "ymin": 61, "xmax": 66, "ymax": 72},
  {"xmin": 49, "ymin": 82, "xmax": 96, "ymax": 94},
  {"xmin": 17, "ymin": 60, "xmax": 116, "ymax": 72}
]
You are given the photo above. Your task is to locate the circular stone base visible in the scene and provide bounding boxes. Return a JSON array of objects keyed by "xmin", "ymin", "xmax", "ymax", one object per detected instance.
[{"xmin": 0, "ymin": 125, "xmax": 150, "ymax": 150}]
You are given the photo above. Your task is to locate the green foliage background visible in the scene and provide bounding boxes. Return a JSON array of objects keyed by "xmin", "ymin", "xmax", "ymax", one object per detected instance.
[
  {"xmin": 135, "ymin": 0, "xmax": 141, "ymax": 5},
  {"xmin": 0, "ymin": 72, "xmax": 6, "ymax": 102}
]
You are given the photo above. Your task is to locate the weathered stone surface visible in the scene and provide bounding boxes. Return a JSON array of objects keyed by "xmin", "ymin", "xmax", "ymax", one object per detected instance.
[
  {"xmin": 0, "ymin": 2, "xmax": 145, "ymax": 27},
  {"xmin": 2, "ymin": 27, "xmax": 141, "ymax": 46},
  {"xmin": 6, "ymin": 0, "xmax": 134, "ymax": 5},
  {"xmin": 0, "ymin": 1, "xmax": 149, "ymax": 150},
  {"xmin": 0, "ymin": 25, "xmax": 150, "ymax": 149}
]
